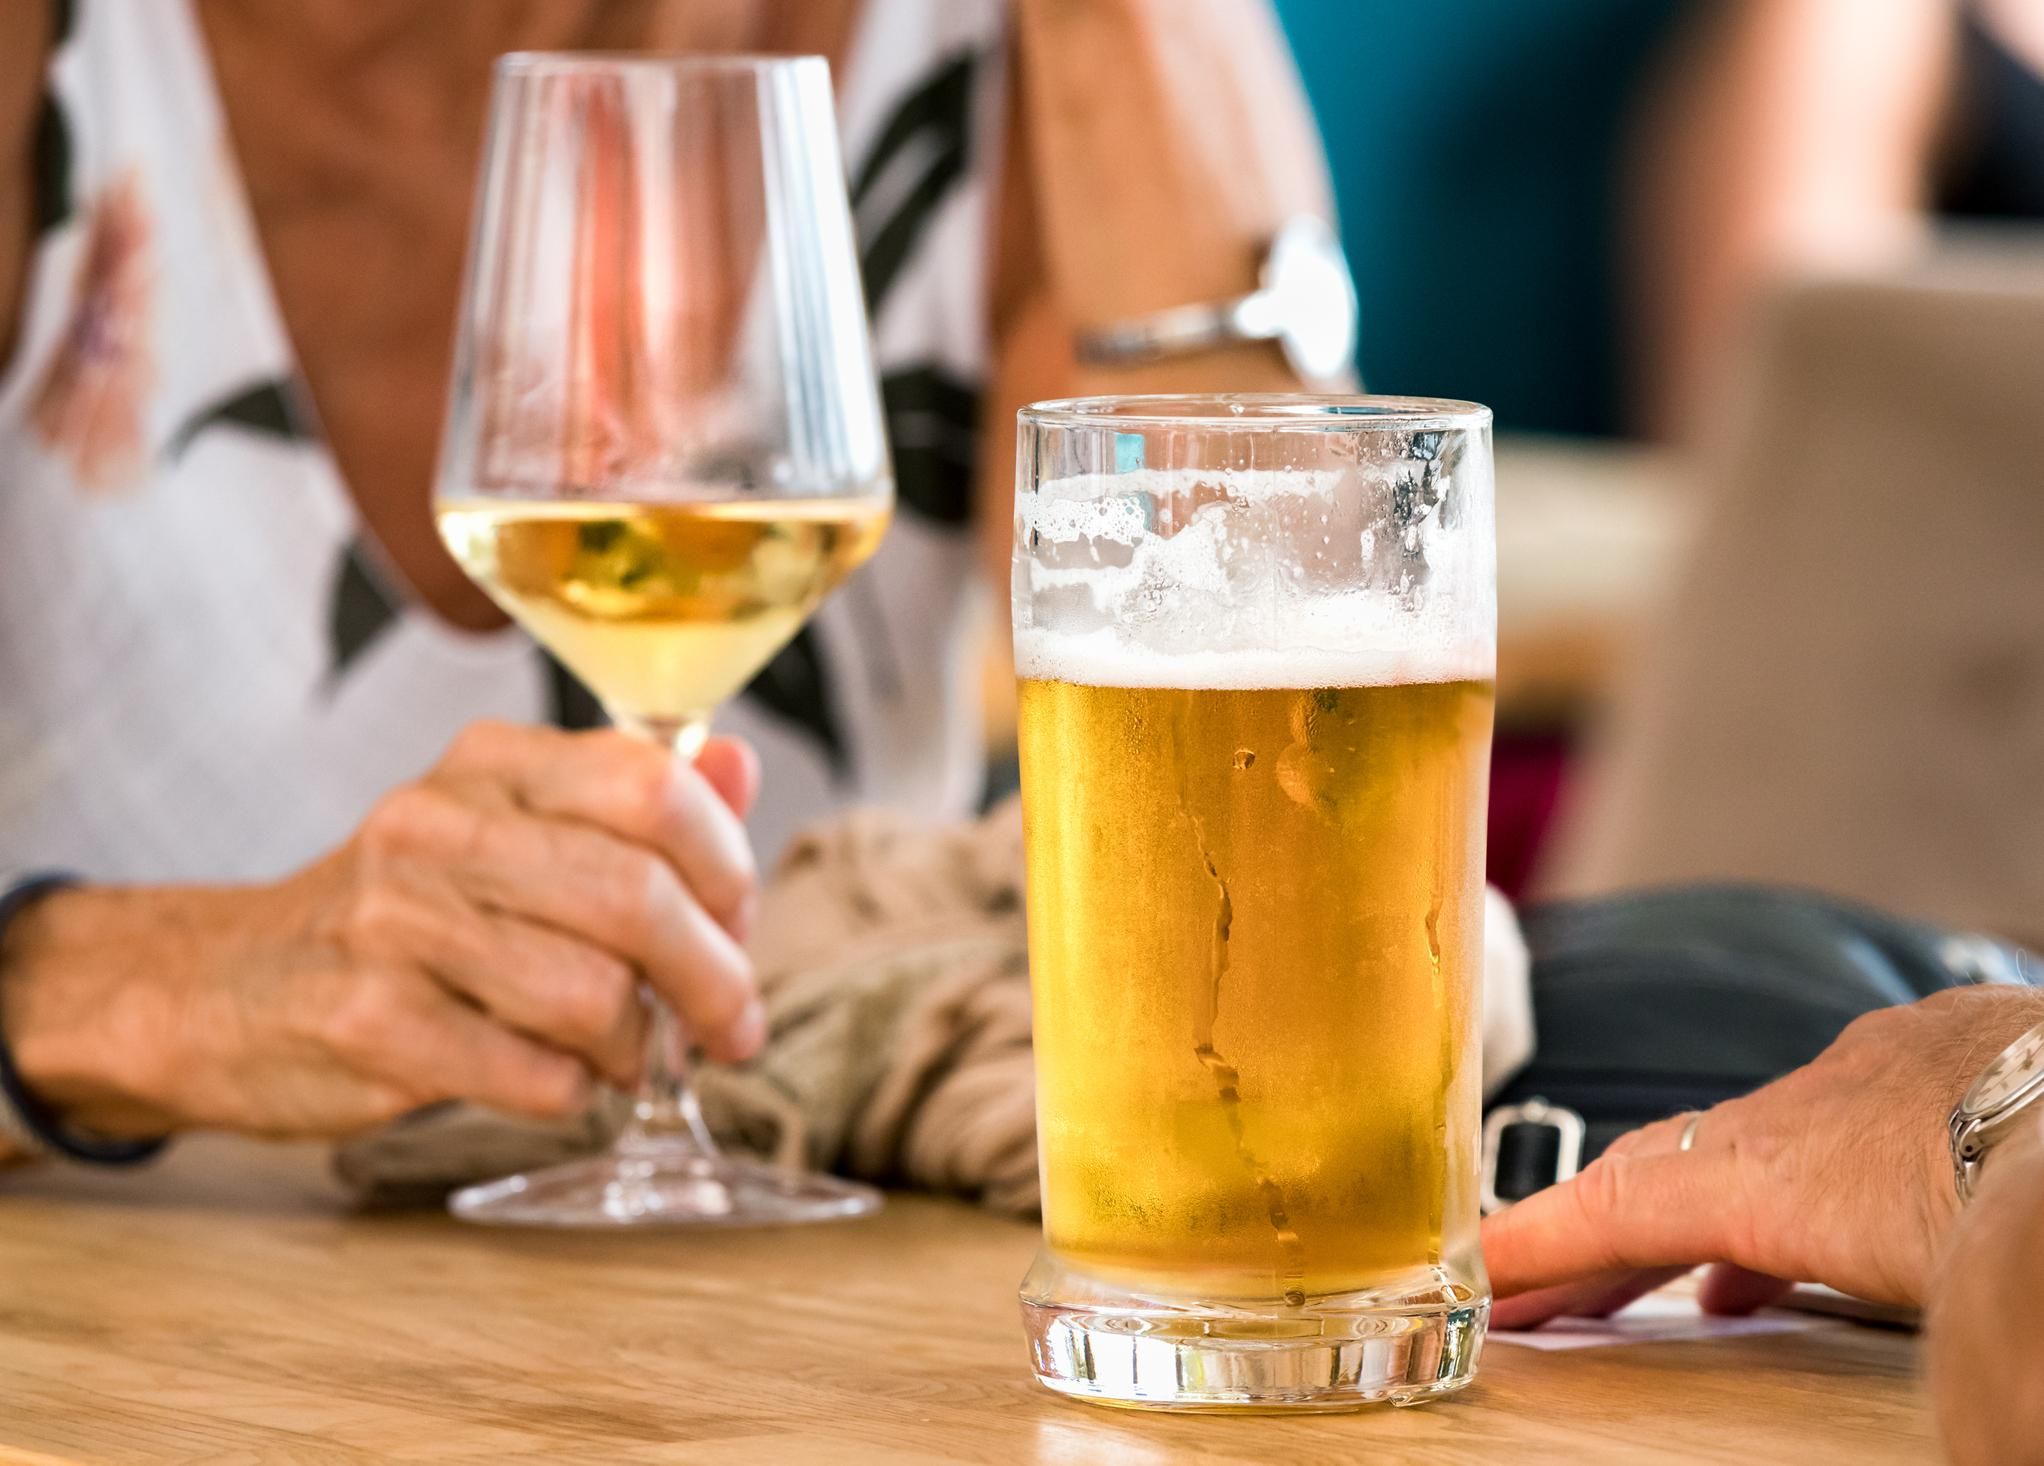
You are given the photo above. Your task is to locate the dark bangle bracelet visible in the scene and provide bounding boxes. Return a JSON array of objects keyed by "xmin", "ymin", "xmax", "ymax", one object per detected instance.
[{"xmin": 0, "ymin": 873, "xmax": 170, "ymax": 1166}]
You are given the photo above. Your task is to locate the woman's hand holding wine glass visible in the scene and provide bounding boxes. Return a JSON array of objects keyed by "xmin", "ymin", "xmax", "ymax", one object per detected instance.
[{"xmin": 0, "ymin": 724, "xmax": 763, "ymax": 1141}]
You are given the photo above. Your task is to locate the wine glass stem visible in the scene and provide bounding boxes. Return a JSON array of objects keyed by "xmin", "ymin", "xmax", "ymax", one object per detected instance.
[
  {"xmin": 618, "ymin": 997, "xmax": 721, "ymax": 1157},
  {"xmin": 612, "ymin": 710, "xmax": 712, "ymax": 761},
  {"xmin": 607, "ymin": 708, "xmax": 720, "ymax": 1159}
]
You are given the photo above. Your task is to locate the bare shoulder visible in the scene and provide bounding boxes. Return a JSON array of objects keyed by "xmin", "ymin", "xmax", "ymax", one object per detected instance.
[{"xmin": 1, "ymin": 0, "xmax": 55, "ymax": 373}]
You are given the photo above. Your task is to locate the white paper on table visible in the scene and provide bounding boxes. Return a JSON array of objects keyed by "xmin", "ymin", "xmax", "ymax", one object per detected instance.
[{"xmin": 1487, "ymin": 1292, "xmax": 1837, "ymax": 1352}]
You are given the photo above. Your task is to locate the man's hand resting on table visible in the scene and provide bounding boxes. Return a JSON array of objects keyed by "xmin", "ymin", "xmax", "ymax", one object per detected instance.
[
  {"xmin": 1482, "ymin": 984, "xmax": 2044, "ymax": 1325},
  {"xmin": 0, "ymin": 721, "xmax": 763, "ymax": 1144}
]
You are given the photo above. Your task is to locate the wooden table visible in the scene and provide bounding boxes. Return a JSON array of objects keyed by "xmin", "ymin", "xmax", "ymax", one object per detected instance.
[{"xmin": 0, "ymin": 1139, "xmax": 1933, "ymax": 1465}]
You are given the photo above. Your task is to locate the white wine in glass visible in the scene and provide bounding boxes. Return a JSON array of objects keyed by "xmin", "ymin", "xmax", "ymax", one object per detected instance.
[
  {"xmin": 432, "ymin": 54, "xmax": 892, "ymax": 1227},
  {"xmin": 438, "ymin": 495, "xmax": 890, "ymax": 753}
]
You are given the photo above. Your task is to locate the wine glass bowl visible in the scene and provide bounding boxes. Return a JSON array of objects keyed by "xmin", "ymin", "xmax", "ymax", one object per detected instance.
[
  {"xmin": 431, "ymin": 54, "xmax": 891, "ymax": 1227},
  {"xmin": 436, "ymin": 495, "xmax": 889, "ymax": 757}
]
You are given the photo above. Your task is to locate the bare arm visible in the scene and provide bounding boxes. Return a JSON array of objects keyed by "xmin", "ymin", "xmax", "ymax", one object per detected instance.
[
  {"xmin": 1928, "ymin": 1118, "xmax": 2044, "ymax": 1466},
  {"xmin": 0, "ymin": 0, "xmax": 52, "ymax": 376},
  {"xmin": 978, "ymin": 0, "xmax": 1340, "ymax": 587},
  {"xmin": 1625, "ymin": 0, "xmax": 1952, "ymax": 440}
]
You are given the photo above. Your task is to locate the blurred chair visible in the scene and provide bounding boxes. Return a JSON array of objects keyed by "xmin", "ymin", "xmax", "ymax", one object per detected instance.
[{"xmin": 1543, "ymin": 243, "xmax": 2044, "ymax": 950}]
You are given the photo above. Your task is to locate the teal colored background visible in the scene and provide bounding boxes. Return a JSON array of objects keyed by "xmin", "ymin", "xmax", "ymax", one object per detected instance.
[{"xmin": 1274, "ymin": 0, "xmax": 1690, "ymax": 436}]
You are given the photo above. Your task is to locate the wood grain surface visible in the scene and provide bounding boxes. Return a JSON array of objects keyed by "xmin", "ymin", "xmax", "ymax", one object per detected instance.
[{"xmin": 0, "ymin": 1138, "xmax": 1933, "ymax": 1465}]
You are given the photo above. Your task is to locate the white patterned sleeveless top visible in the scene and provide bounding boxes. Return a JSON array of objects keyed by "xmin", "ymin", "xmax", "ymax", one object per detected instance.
[{"xmin": 0, "ymin": 0, "xmax": 997, "ymax": 881}]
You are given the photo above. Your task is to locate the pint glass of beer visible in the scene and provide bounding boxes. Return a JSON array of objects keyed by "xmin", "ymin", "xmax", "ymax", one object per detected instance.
[{"xmin": 1014, "ymin": 396, "xmax": 1495, "ymax": 1409}]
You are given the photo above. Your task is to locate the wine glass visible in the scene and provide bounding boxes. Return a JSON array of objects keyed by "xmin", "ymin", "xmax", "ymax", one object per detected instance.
[{"xmin": 431, "ymin": 55, "xmax": 890, "ymax": 1227}]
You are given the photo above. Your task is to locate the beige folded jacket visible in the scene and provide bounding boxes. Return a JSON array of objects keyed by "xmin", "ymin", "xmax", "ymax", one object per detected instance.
[{"xmin": 336, "ymin": 799, "xmax": 1530, "ymax": 1218}]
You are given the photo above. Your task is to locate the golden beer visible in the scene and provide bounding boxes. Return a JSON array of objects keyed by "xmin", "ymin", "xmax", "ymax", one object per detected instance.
[{"xmin": 1020, "ymin": 673, "xmax": 1493, "ymax": 1304}]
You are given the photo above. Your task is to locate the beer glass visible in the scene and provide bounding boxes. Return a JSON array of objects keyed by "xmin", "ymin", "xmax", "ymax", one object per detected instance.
[{"xmin": 1013, "ymin": 396, "xmax": 1495, "ymax": 1408}]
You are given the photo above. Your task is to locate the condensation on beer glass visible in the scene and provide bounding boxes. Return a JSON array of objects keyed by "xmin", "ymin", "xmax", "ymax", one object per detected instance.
[{"xmin": 1012, "ymin": 395, "xmax": 1496, "ymax": 1411}]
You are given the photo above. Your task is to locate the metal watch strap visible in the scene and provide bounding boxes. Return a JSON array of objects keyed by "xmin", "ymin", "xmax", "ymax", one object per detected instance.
[
  {"xmin": 0, "ymin": 872, "xmax": 169, "ymax": 1167},
  {"xmin": 1949, "ymin": 1017, "xmax": 2044, "ymax": 1202},
  {"xmin": 1078, "ymin": 301, "xmax": 1246, "ymax": 367},
  {"xmin": 1951, "ymin": 1110, "xmax": 1988, "ymax": 1202}
]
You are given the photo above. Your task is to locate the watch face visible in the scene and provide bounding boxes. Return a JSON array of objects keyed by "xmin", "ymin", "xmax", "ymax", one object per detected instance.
[
  {"xmin": 1964, "ymin": 1022, "xmax": 2044, "ymax": 1115},
  {"xmin": 1262, "ymin": 217, "xmax": 1359, "ymax": 388}
]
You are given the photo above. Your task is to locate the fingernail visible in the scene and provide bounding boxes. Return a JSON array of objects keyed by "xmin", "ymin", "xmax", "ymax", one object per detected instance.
[{"xmin": 730, "ymin": 998, "xmax": 769, "ymax": 1062}]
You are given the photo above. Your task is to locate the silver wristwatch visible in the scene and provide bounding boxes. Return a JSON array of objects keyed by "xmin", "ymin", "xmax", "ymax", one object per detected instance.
[
  {"xmin": 1075, "ymin": 215, "xmax": 1360, "ymax": 389},
  {"xmin": 1949, "ymin": 1018, "xmax": 2044, "ymax": 1201}
]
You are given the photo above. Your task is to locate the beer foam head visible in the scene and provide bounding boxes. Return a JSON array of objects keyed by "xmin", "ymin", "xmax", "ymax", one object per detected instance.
[{"xmin": 1014, "ymin": 467, "xmax": 1494, "ymax": 689}]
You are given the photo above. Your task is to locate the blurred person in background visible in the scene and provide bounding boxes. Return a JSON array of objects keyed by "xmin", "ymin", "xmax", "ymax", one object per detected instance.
[
  {"xmin": 0, "ymin": 0, "xmax": 1338, "ymax": 1158},
  {"xmin": 1629, "ymin": 0, "xmax": 2044, "ymax": 438}
]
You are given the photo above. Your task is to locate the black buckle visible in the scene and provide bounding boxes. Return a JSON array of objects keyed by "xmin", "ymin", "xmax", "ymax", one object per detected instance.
[{"xmin": 1481, "ymin": 1098, "xmax": 1585, "ymax": 1214}]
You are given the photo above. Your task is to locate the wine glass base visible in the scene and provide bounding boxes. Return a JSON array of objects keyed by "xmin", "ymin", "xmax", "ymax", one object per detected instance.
[{"xmin": 448, "ymin": 1147, "xmax": 884, "ymax": 1229}]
